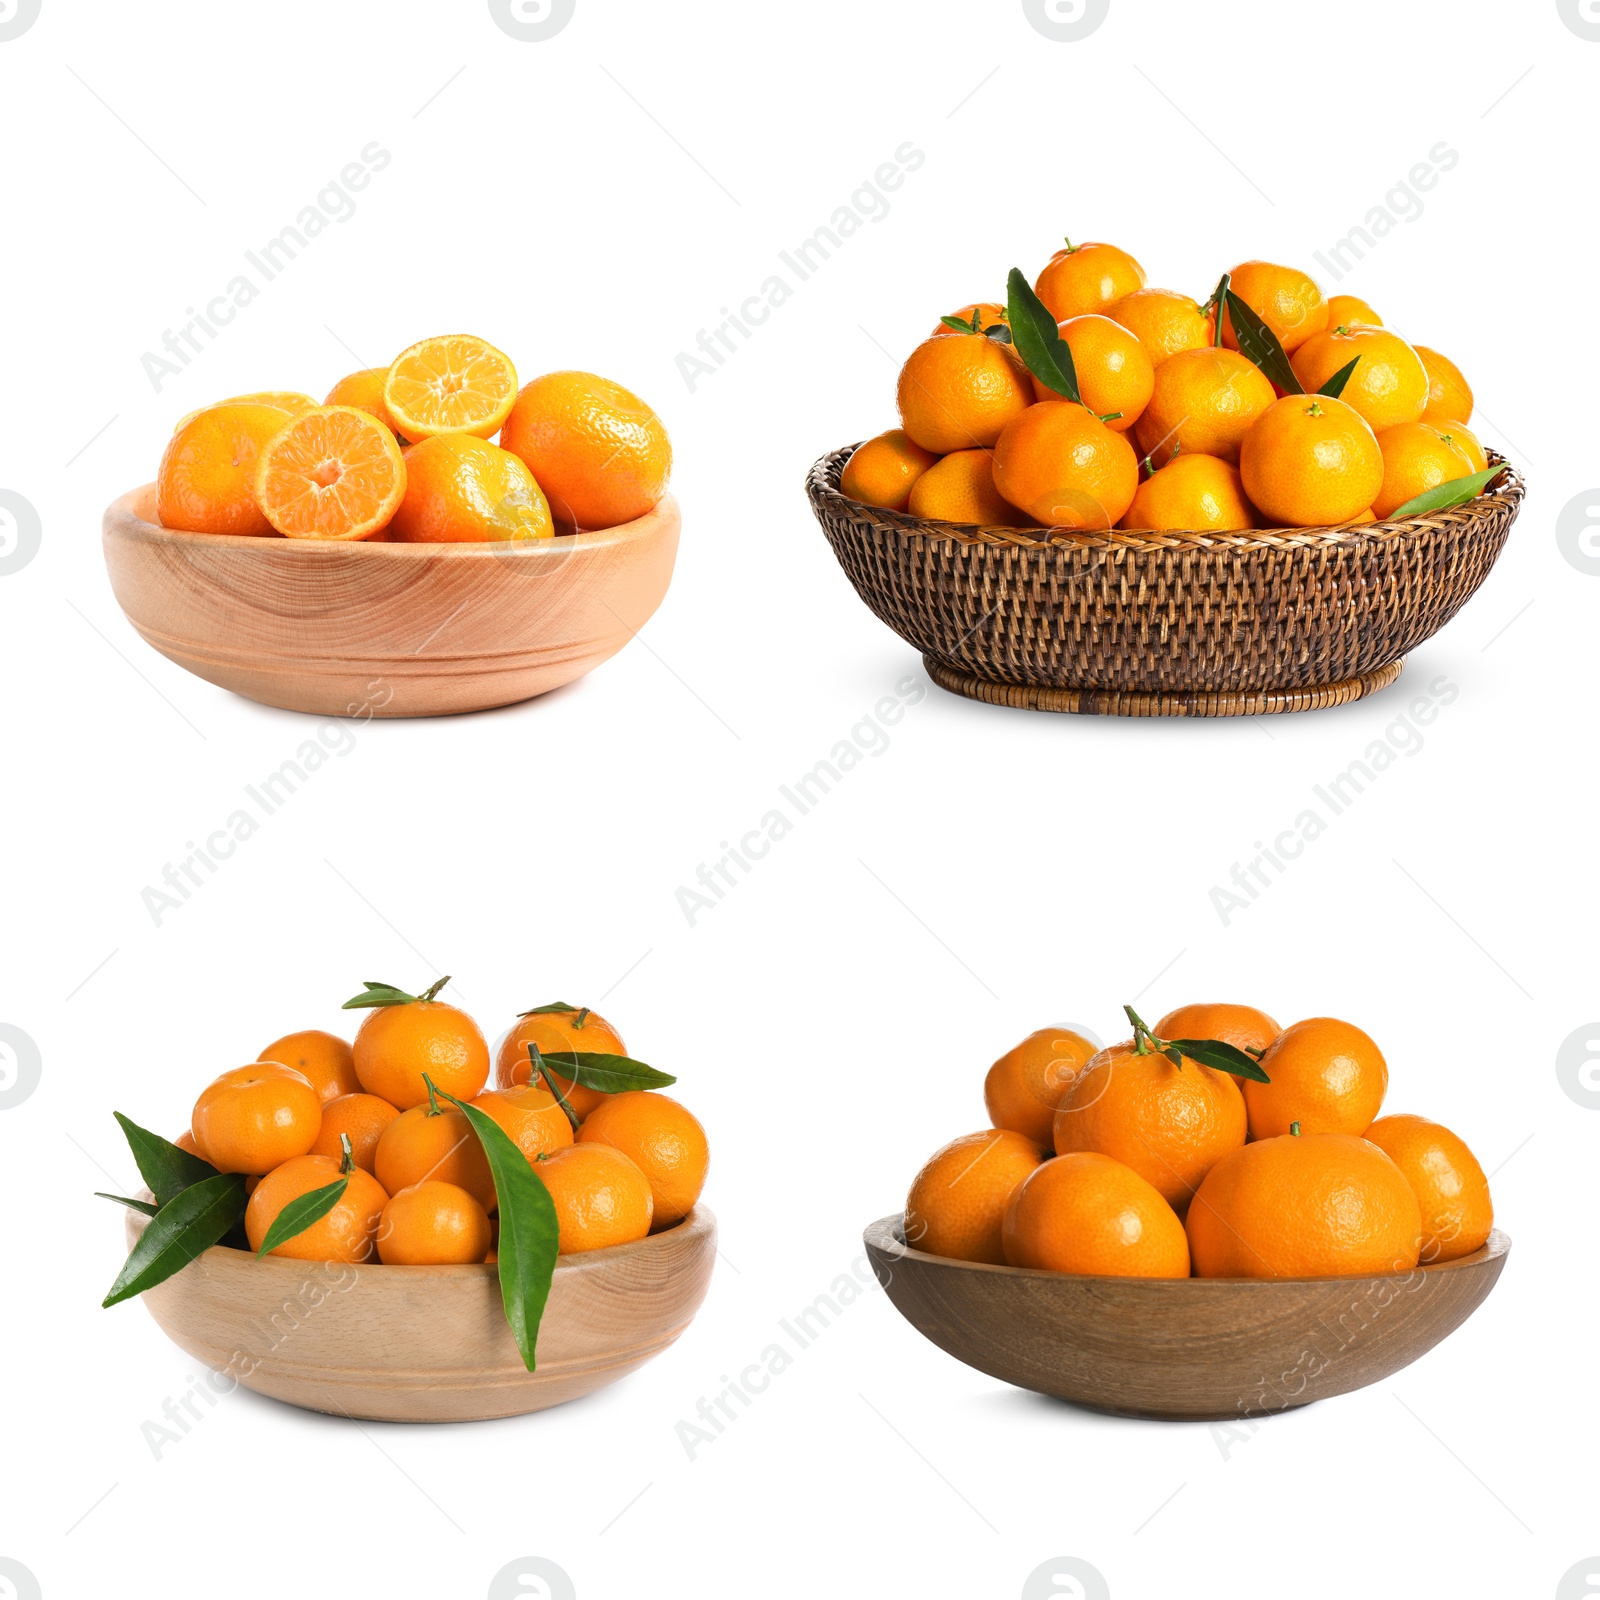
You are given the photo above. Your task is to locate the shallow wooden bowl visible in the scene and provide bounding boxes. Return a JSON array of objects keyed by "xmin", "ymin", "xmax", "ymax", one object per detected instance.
[
  {"xmin": 863, "ymin": 1214, "xmax": 1508, "ymax": 1421},
  {"xmin": 126, "ymin": 1203, "xmax": 715, "ymax": 1422},
  {"xmin": 102, "ymin": 485, "xmax": 681, "ymax": 717}
]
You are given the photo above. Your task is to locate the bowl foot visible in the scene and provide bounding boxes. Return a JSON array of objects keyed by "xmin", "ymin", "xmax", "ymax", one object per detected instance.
[{"xmin": 922, "ymin": 657, "xmax": 1404, "ymax": 717}]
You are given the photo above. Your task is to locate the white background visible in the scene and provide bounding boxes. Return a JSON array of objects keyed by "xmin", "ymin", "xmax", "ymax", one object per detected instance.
[{"xmin": 3, "ymin": 1, "xmax": 1596, "ymax": 1596}]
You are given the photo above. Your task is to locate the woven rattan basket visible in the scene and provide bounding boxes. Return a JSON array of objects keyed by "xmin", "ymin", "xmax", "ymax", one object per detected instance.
[{"xmin": 807, "ymin": 445, "xmax": 1523, "ymax": 716}]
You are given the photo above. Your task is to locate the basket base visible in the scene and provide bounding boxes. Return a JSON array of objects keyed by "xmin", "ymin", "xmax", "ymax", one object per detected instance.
[{"xmin": 923, "ymin": 657, "xmax": 1404, "ymax": 717}]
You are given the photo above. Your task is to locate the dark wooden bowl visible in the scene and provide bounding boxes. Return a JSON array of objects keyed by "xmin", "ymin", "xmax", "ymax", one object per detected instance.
[
  {"xmin": 863, "ymin": 1213, "xmax": 1508, "ymax": 1421},
  {"xmin": 809, "ymin": 447, "xmax": 1523, "ymax": 716}
]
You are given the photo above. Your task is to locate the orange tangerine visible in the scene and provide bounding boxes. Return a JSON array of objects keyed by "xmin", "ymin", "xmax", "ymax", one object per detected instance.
[
  {"xmin": 1222, "ymin": 261, "xmax": 1328, "ymax": 354},
  {"xmin": 992, "ymin": 401, "xmax": 1140, "ymax": 529},
  {"xmin": 1107, "ymin": 288, "xmax": 1212, "ymax": 365},
  {"xmin": 1038, "ymin": 314, "xmax": 1154, "ymax": 432},
  {"xmin": 906, "ymin": 449, "xmax": 1015, "ymax": 526},
  {"xmin": 383, "ymin": 334, "xmax": 518, "ymax": 439},
  {"xmin": 252, "ymin": 406, "xmax": 406, "ymax": 540},
  {"xmin": 1118, "ymin": 453, "xmax": 1258, "ymax": 532},
  {"xmin": 1239, "ymin": 395, "xmax": 1383, "ymax": 527},
  {"xmin": 839, "ymin": 430, "xmax": 939, "ymax": 511},
  {"xmin": 389, "ymin": 435, "xmax": 553, "ymax": 543},
  {"xmin": 1134, "ymin": 348, "xmax": 1275, "ymax": 468},
  {"xmin": 157, "ymin": 403, "xmax": 290, "ymax": 536},
  {"xmin": 1371, "ymin": 423, "xmax": 1475, "ymax": 519},
  {"xmin": 1289, "ymin": 325, "xmax": 1429, "ymax": 432},
  {"xmin": 1417, "ymin": 346, "xmax": 1473, "ymax": 424},
  {"xmin": 1034, "ymin": 240, "xmax": 1146, "ymax": 321}
]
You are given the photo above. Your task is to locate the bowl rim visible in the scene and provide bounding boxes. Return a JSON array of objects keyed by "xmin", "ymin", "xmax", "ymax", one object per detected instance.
[
  {"xmin": 126, "ymin": 1197, "xmax": 715, "ymax": 1284},
  {"xmin": 864, "ymin": 1211, "xmax": 1509, "ymax": 1289},
  {"xmin": 810, "ymin": 444, "xmax": 1523, "ymax": 552},
  {"xmin": 105, "ymin": 482, "xmax": 679, "ymax": 561}
]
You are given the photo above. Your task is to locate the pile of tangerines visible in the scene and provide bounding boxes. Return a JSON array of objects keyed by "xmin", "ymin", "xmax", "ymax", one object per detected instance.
[
  {"xmin": 110, "ymin": 986, "xmax": 707, "ymax": 1272},
  {"xmin": 155, "ymin": 334, "xmax": 670, "ymax": 543},
  {"xmin": 904, "ymin": 1002, "xmax": 1493, "ymax": 1280},
  {"xmin": 843, "ymin": 240, "xmax": 1495, "ymax": 533}
]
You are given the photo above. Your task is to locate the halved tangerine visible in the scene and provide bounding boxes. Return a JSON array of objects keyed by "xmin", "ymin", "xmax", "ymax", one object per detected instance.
[
  {"xmin": 253, "ymin": 405, "xmax": 406, "ymax": 541},
  {"xmin": 382, "ymin": 334, "xmax": 518, "ymax": 440}
]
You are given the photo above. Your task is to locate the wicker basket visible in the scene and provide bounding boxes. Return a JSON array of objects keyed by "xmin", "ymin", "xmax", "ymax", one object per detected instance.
[{"xmin": 807, "ymin": 445, "xmax": 1524, "ymax": 716}]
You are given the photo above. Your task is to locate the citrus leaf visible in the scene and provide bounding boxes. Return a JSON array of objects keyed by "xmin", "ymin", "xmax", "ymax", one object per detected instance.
[
  {"xmin": 341, "ymin": 980, "xmax": 419, "ymax": 1010},
  {"xmin": 983, "ymin": 324, "xmax": 1014, "ymax": 345},
  {"xmin": 1389, "ymin": 463, "xmax": 1509, "ymax": 519},
  {"xmin": 517, "ymin": 1000, "xmax": 582, "ymax": 1018},
  {"xmin": 1224, "ymin": 290, "xmax": 1304, "ymax": 394},
  {"xmin": 255, "ymin": 1177, "xmax": 348, "ymax": 1259},
  {"xmin": 113, "ymin": 1111, "xmax": 218, "ymax": 1204},
  {"xmin": 102, "ymin": 1172, "xmax": 248, "ymax": 1308},
  {"xmin": 434, "ymin": 1083, "xmax": 559, "ymax": 1374},
  {"xmin": 533, "ymin": 1050, "xmax": 677, "ymax": 1092},
  {"xmin": 1166, "ymin": 1037, "xmax": 1272, "ymax": 1084},
  {"xmin": 96, "ymin": 1192, "xmax": 158, "ymax": 1217},
  {"xmin": 939, "ymin": 314, "xmax": 975, "ymax": 333},
  {"xmin": 1317, "ymin": 357, "xmax": 1360, "ymax": 400},
  {"xmin": 1006, "ymin": 266, "xmax": 1080, "ymax": 403}
]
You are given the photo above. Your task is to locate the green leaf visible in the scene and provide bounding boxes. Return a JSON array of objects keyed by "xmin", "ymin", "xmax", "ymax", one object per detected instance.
[
  {"xmin": 1006, "ymin": 266, "xmax": 1080, "ymax": 403},
  {"xmin": 1224, "ymin": 290, "xmax": 1304, "ymax": 394},
  {"xmin": 102, "ymin": 1172, "xmax": 248, "ymax": 1308},
  {"xmin": 1166, "ymin": 1037, "xmax": 1272, "ymax": 1084},
  {"xmin": 1388, "ymin": 463, "xmax": 1509, "ymax": 519},
  {"xmin": 96, "ymin": 1192, "xmax": 159, "ymax": 1217},
  {"xmin": 939, "ymin": 314, "xmax": 975, "ymax": 334},
  {"xmin": 1317, "ymin": 357, "xmax": 1360, "ymax": 400},
  {"xmin": 433, "ymin": 1081, "xmax": 559, "ymax": 1373},
  {"xmin": 255, "ymin": 1178, "xmax": 348, "ymax": 1258},
  {"xmin": 535, "ymin": 1050, "xmax": 678, "ymax": 1093},
  {"xmin": 517, "ymin": 1000, "xmax": 582, "ymax": 1018},
  {"xmin": 113, "ymin": 1112, "xmax": 218, "ymax": 1205},
  {"xmin": 341, "ymin": 980, "xmax": 419, "ymax": 1010}
]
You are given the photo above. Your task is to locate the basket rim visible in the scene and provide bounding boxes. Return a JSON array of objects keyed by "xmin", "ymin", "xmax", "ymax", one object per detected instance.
[{"xmin": 807, "ymin": 442, "xmax": 1523, "ymax": 552}]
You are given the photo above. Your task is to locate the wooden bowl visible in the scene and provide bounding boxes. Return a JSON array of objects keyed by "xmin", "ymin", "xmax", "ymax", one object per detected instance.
[
  {"xmin": 125, "ymin": 1203, "xmax": 715, "ymax": 1422},
  {"xmin": 863, "ymin": 1213, "xmax": 1508, "ymax": 1421},
  {"xmin": 808, "ymin": 447, "xmax": 1524, "ymax": 717},
  {"xmin": 102, "ymin": 485, "xmax": 681, "ymax": 717}
]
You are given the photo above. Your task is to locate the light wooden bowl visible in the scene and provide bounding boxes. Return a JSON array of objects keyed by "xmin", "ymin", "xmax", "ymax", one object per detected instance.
[
  {"xmin": 125, "ymin": 1203, "xmax": 715, "ymax": 1422},
  {"xmin": 102, "ymin": 485, "xmax": 680, "ymax": 717},
  {"xmin": 863, "ymin": 1213, "xmax": 1508, "ymax": 1421}
]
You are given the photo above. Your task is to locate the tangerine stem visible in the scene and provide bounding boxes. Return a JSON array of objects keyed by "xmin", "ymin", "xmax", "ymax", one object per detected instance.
[
  {"xmin": 339, "ymin": 1132, "xmax": 355, "ymax": 1175},
  {"xmin": 422, "ymin": 1074, "xmax": 443, "ymax": 1118},
  {"xmin": 529, "ymin": 1044, "xmax": 581, "ymax": 1135},
  {"xmin": 419, "ymin": 975, "xmax": 450, "ymax": 1004}
]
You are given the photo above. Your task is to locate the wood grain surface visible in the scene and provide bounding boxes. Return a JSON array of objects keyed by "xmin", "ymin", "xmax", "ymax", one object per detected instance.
[
  {"xmin": 102, "ymin": 484, "xmax": 680, "ymax": 717},
  {"xmin": 125, "ymin": 1202, "xmax": 715, "ymax": 1422},
  {"xmin": 863, "ymin": 1213, "xmax": 1508, "ymax": 1421}
]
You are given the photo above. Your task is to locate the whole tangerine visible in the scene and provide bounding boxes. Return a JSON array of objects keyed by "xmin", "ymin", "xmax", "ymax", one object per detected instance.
[
  {"xmin": 191, "ymin": 1062, "xmax": 322, "ymax": 1175},
  {"xmin": 1187, "ymin": 1130, "xmax": 1421, "ymax": 1279},
  {"xmin": 246, "ymin": 1152, "xmax": 388, "ymax": 1262},
  {"xmin": 1245, "ymin": 1016, "xmax": 1388, "ymax": 1139},
  {"xmin": 904, "ymin": 1127, "xmax": 1045, "ymax": 1264},
  {"xmin": 1002, "ymin": 1152, "xmax": 1190, "ymax": 1277},
  {"xmin": 984, "ymin": 1026, "xmax": 1100, "ymax": 1146},
  {"xmin": 992, "ymin": 401, "xmax": 1139, "ymax": 529},
  {"xmin": 577, "ymin": 1091, "xmax": 708, "ymax": 1229}
]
